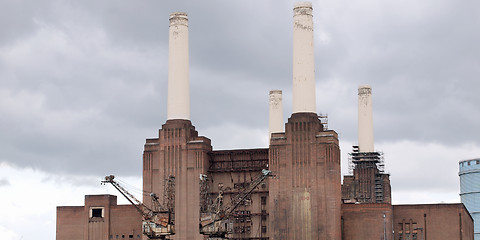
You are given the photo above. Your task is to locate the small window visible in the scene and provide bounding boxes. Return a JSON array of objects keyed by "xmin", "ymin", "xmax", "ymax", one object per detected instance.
[
  {"xmin": 91, "ymin": 207, "xmax": 103, "ymax": 218},
  {"xmin": 468, "ymin": 161, "xmax": 471, "ymax": 166},
  {"xmin": 262, "ymin": 226, "xmax": 267, "ymax": 233},
  {"xmin": 261, "ymin": 210, "xmax": 267, "ymax": 221},
  {"xmin": 476, "ymin": 160, "xmax": 479, "ymax": 165},
  {"xmin": 129, "ymin": 235, "xmax": 133, "ymax": 239},
  {"xmin": 261, "ymin": 196, "xmax": 267, "ymax": 205},
  {"xmin": 122, "ymin": 235, "xmax": 125, "ymax": 239}
]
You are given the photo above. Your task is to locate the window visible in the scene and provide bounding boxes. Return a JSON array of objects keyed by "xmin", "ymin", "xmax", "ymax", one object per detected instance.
[
  {"xmin": 261, "ymin": 196, "xmax": 267, "ymax": 205},
  {"xmin": 90, "ymin": 207, "xmax": 104, "ymax": 218},
  {"xmin": 262, "ymin": 226, "xmax": 267, "ymax": 233},
  {"xmin": 92, "ymin": 209, "xmax": 102, "ymax": 218},
  {"xmin": 261, "ymin": 210, "xmax": 267, "ymax": 221},
  {"xmin": 398, "ymin": 220, "xmax": 418, "ymax": 240}
]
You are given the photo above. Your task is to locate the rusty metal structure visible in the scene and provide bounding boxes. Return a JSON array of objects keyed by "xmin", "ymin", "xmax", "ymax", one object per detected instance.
[
  {"xmin": 102, "ymin": 175, "xmax": 175, "ymax": 239},
  {"xmin": 199, "ymin": 169, "xmax": 272, "ymax": 239}
]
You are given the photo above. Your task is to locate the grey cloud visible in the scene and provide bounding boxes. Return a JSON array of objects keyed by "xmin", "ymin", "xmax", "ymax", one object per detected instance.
[
  {"xmin": 0, "ymin": 0, "xmax": 478, "ymax": 177},
  {"xmin": 0, "ymin": 178, "xmax": 10, "ymax": 187}
]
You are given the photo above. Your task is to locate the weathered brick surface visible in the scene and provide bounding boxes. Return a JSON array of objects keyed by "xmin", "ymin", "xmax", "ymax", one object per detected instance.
[
  {"xmin": 393, "ymin": 204, "xmax": 474, "ymax": 240},
  {"xmin": 143, "ymin": 119, "xmax": 211, "ymax": 240},
  {"xmin": 56, "ymin": 194, "xmax": 142, "ymax": 240},
  {"xmin": 58, "ymin": 118, "xmax": 474, "ymax": 240},
  {"xmin": 341, "ymin": 203, "xmax": 393, "ymax": 240},
  {"xmin": 269, "ymin": 113, "xmax": 341, "ymax": 240}
]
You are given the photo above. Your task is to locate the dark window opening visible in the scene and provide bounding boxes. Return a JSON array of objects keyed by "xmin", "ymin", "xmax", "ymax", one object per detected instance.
[
  {"xmin": 129, "ymin": 235, "xmax": 133, "ymax": 238},
  {"xmin": 92, "ymin": 208, "xmax": 103, "ymax": 218},
  {"xmin": 261, "ymin": 196, "xmax": 267, "ymax": 205},
  {"xmin": 262, "ymin": 226, "xmax": 267, "ymax": 233}
]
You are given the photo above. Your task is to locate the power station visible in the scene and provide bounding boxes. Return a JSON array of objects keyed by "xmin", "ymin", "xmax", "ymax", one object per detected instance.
[{"xmin": 57, "ymin": 2, "xmax": 474, "ymax": 240}]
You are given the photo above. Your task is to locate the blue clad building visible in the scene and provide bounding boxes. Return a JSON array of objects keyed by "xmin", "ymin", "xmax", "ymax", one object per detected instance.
[{"xmin": 459, "ymin": 158, "xmax": 480, "ymax": 240}]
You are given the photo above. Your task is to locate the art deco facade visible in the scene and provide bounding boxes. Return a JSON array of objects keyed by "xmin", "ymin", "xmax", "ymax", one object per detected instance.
[{"xmin": 57, "ymin": 2, "xmax": 474, "ymax": 240}]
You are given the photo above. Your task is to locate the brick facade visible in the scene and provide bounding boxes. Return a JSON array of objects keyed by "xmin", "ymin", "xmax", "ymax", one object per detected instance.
[
  {"xmin": 56, "ymin": 195, "xmax": 142, "ymax": 240},
  {"xmin": 269, "ymin": 112, "xmax": 341, "ymax": 239},
  {"xmin": 393, "ymin": 204, "xmax": 474, "ymax": 240},
  {"xmin": 341, "ymin": 203, "xmax": 393, "ymax": 240}
]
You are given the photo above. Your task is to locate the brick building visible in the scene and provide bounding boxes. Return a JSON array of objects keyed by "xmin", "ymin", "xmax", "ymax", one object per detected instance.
[
  {"xmin": 56, "ymin": 195, "xmax": 142, "ymax": 240},
  {"xmin": 56, "ymin": 2, "xmax": 473, "ymax": 240}
]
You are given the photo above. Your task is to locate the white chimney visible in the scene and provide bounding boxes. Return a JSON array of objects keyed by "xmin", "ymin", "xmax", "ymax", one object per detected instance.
[
  {"xmin": 167, "ymin": 12, "xmax": 190, "ymax": 120},
  {"xmin": 358, "ymin": 85, "xmax": 374, "ymax": 152},
  {"xmin": 269, "ymin": 90, "xmax": 284, "ymax": 140},
  {"xmin": 292, "ymin": 2, "xmax": 316, "ymax": 114}
]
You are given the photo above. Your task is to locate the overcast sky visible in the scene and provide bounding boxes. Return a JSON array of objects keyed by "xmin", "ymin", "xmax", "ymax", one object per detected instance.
[{"xmin": 1, "ymin": 0, "xmax": 479, "ymax": 239}]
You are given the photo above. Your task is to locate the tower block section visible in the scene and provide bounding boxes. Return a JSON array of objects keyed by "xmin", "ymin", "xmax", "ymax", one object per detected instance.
[
  {"xmin": 143, "ymin": 120, "xmax": 211, "ymax": 240},
  {"xmin": 269, "ymin": 113, "xmax": 341, "ymax": 239},
  {"xmin": 269, "ymin": 3, "xmax": 341, "ymax": 239},
  {"xmin": 342, "ymin": 85, "xmax": 391, "ymax": 204},
  {"xmin": 143, "ymin": 12, "xmax": 211, "ymax": 240}
]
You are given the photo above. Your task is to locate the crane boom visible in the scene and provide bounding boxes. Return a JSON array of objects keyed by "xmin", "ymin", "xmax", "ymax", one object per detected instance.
[
  {"xmin": 102, "ymin": 175, "xmax": 174, "ymax": 239},
  {"xmin": 224, "ymin": 169, "xmax": 271, "ymax": 215},
  {"xmin": 102, "ymin": 175, "xmax": 153, "ymax": 219}
]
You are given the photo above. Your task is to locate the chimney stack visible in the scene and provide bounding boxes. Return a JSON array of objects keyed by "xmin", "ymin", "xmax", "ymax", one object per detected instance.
[
  {"xmin": 292, "ymin": 2, "xmax": 316, "ymax": 114},
  {"xmin": 167, "ymin": 12, "xmax": 190, "ymax": 120},
  {"xmin": 358, "ymin": 85, "xmax": 374, "ymax": 152},
  {"xmin": 269, "ymin": 90, "xmax": 284, "ymax": 139}
]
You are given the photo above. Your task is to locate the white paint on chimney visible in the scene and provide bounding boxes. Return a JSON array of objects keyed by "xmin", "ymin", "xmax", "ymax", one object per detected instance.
[
  {"xmin": 167, "ymin": 12, "xmax": 190, "ymax": 120},
  {"xmin": 358, "ymin": 85, "xmax": 374, "ymax": 152},
  {"xmin": 269, "ymin": 90, "xmax": 284, "ymax": 139},
  {"xmin": 292, "ymin": 2, "xmax": 316, "ymax": 114}
]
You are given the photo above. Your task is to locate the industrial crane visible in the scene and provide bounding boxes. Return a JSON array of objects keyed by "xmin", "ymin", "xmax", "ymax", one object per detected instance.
[
  {"xmin": 199, "ymin": 169, "xmax": 272, "ymax": 239},
  {"xmin": 102, "ymin": 175, "xmax": 174, "ymax": 239}
]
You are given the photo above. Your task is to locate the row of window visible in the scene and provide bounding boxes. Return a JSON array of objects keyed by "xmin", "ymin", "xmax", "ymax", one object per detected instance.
[
  {"xmin": 109, "ymin": 234, "xmax": 140, "ymax": 239},
  {"xmin": 233, "ymin": 226, "xmax": 268, "ymax": 234},
  {"xmin": 460, "ymin": 160, "xmax": 480, "ymax": 167}
]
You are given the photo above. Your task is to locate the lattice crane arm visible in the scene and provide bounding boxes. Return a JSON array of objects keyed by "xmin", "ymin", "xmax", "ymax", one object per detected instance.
[
  {"xmin": 199, "ymin": 169, "xmax": 272, "ymax": 238},
  {"xmin": 224, "ymin": 169, "xmax": 272, "ymax": 216},
  {"xmin": 102, "ymin": 175, "xmax": 153, "ymax": 220}
]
